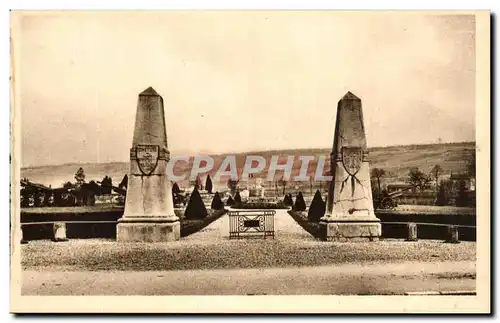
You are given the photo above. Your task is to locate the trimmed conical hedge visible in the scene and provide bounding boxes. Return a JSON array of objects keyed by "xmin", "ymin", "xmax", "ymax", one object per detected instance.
[
  {"xmin": 172, "ymin": 182, "xmax": 181, "ymax": 194},
  {"xmin": 234, "ymin": 191, "xmax": 242, "ymax": 206},
  {"xmin": 283, "ymin": 193, "xmax": 293, "ymax": 207},
  {"xmin": 308, "ymin": 189, "xmax": 325, "ymax": 222},
  {"xmin": 226, "ymin": 195, "xmax": 235, "ymax": 206},
  {"xmin": 211, "ymin": 192, "xmax": 224, "ymax": 210},
  {"xmin": 184, "ymin": 188, "xmax": 207, "ymax": 219},
  {"xmin": 205, "ymin": 175, "xmax": 213, "ymax": 194},
  {"xmin": 293, "ymin": 192, "xmax": 307, "ymax": 211}
]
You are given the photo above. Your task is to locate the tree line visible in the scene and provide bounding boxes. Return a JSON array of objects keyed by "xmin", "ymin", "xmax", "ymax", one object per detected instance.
[{"xmin": 370, "ymin": 153, "xmax": 475, "ymax": 207}]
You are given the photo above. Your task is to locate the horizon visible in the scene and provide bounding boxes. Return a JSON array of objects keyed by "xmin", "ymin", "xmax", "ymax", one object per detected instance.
[{"xmin": 21, "ymin": 140, "xmax": 475, "ymax": 169}]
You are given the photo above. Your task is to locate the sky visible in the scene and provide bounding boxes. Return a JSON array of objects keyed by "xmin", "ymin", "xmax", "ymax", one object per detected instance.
[{"xmin": 14, "ymin": 11, "xmax": 476, "ymax": 167}]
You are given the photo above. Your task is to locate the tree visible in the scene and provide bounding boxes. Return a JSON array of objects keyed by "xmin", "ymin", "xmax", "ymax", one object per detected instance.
[
  {"xmin": 198, "ymin": 175, "xmax": 203, "ymax": 191},
  {"xmin": 430, "ymin": 165, "xmax": 443, "ymax": 197},
  {"xmin": 118, "ymin": 174, "xmax": 128, "ymax": 190},
  {"xmin": 20, "ymin": 188, "xmax": 30, "ymax": 207},
  {"xmin": 172, "ymin": 182, "xmax": 181, "ymax": 194},
  {"xmin": 171, "ymin": 182, "xmax": 182, "ymax": 206},
  {"xmin": 184, "ymin": 188, "xmax": 207, "ymax": 219},
  {"xmin": 205, "ymin": 175, "xmax": 213, "ymax": 194},
  {"xmin": 283, "ymin": 194, "xmax": 293, "ymax": 207},
  {"xmin": 278, "ymin": 177, "xmax": 287, "ymax": 196},
  {"xmin": 190, "ymin": 175, "xmax": 203, "ymax": 190},
  {"xmin": 455, "ymin": 179, "xmax": 469, "ymax": 207},
  {"xmin": 370, "ymin": 168, "xmax": 386, "ymax": 195},
  {"xmin": 62, "ymin": 181, "xmax": 73, "ymax": 189},
  {"xmin": 101, "ymin": 176, "xmax": 112, "ymax": 195},
  {"xmin": 293, "ymin": 192, "xmax": 307, "ymax": 211},
  {"xmin": 227, "ymin": 179, "xmax": 239, "ymax": 196},
  {"xmin": 82, "ymin": 181, "xmax": 100, "ymax": 205},
  {"xmin": 467, "ymin": 153, "xmax": 476, "ymax": 179},
  {"xmin": 435, "ymin": 180, "xmax": 450, "ymax": 206},
  {"xmin": 210, "ymin": 192, "xmax": 224, "ymax": 210},
  {"xmin": 407, "ymin": 168, "xmax": 431, "ymax": 191},
  {"xmin": 87, "ymin": 180, "xmax": 102, "ymax": 196},
  {"xmin": 234, "ymin": 191, "xmax": 242, "ymax": 206},
  {"xmin": 308, "ymin": 190, "xmax": 326, "ymax": 222},
  {"xmin": 74, "ymin": 167, "xmax": 86, "ymax": 186}
]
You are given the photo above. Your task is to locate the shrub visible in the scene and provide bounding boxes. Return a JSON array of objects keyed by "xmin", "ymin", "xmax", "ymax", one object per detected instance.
[
  {"xmin": 100, "ymin": 176, "xmax": 112, "ymax": 194},
  {"xmin": 435, "ymin": 181, "xmax": 449, "ymax": 206},
  {"xmin": 172, "ymin": 182, "xmax": 181, "ymax": 195},
  {"xmin": 293, "ymin": 192, "xmax": 307, "ymax": 211},
  {"xmin": 226, "ymin": 196, "xmax": 235, "ymax": 206},
  {"xmin": 172, "ymin": 182, "xmax": 183, "ymax": 207},
  {"xmin": 118, "ymin": 174, "xmax": 128, "ymax": 190},
  {"xmin": 308, "ymin": 190, "xmax": 325, "ymax": 222},
  {"xmin": 184, "ymin": 188, "xmax": 207, "ymax": 219},
  {"xmin": 455, "ymin": 180, "xmax": 469, "ymax": 207},
  {"xmin": 234, "ymin": 191, "xmax": 242, "ymax": 206},
  {"xmin": 211, "ymin": 192, "xmax": 224, "ymax": 210},
  {"xmin": 282, "ymin": 194, "xmax": 292, "ymax": 207}
]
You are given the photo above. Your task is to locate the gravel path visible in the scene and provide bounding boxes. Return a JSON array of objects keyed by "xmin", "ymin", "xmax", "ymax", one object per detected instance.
[{"xmin": 183, "ymin": 208, "xmax": 312, "ymax": 242}]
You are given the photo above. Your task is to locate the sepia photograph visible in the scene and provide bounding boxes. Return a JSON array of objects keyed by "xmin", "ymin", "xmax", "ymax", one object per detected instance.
[{"xmin": 9, "ymin": 9, "xmax": 490, "ymax": 313}]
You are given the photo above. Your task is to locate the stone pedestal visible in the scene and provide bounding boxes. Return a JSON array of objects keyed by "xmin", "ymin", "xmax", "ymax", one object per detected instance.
[
  {"xmin": 406, "ymin": 222, "xmax": 418, "ymax": 241},
  {"xmin": 20, "ymin": 226, "xmax": 28, "ymax": 244},
  {"xmin": 319, "ymin": 219, "xmax": 381, "ymax": 242},
  {"xmin": 52, "ymin": 222, "xmax": 68, "ymax": 242},
  {"xmin": 117, "ymin": 220, "xmax": 180, "ymax": 243},
  {"xmin": 116, "ymin": 87, "xmax": 180, "ymax": 243},
  {"xmin": 446, "ymin": 225, "xmax": 460, "ymax": 244},
  {"xmin": 319, "ymin": 92, "xmax": 381, "ymax": 242}
]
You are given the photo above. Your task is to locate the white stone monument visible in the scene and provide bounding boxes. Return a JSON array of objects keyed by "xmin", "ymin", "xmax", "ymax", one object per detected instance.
[
  {"xmin": 116, "ymin": 87, "xmax": 180, "ymax": 242},
  {"xmin": 319, "ymin": 92, "xmax": 381, "ymax": 241}
]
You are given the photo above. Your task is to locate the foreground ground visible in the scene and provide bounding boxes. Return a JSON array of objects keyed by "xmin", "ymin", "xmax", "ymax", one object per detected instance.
[
  {"xmin": 21, "ymin": 210, "xmax": 476, "ymax": 295},
  {"xmin": 23, "ymin": 261, "xmax": 475, "ymax": 295}
]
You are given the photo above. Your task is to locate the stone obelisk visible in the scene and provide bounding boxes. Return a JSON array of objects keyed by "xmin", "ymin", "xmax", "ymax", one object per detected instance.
[
  {"xmin": 319, "ymin": 92, "xmax": 381, "ymax": 241},
  {"xmin": 117, "ymin": 87, "xmax": 180, "ymax": 242}
]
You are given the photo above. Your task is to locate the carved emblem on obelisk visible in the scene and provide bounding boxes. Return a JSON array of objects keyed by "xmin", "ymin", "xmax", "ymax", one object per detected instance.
[
  {"xmin": 136, "ymin": 145, "xmax": 159, "ymax": 175},
  {"xmin": 341, "ymin": 146, "xmax": 363, "ymax": 176}
]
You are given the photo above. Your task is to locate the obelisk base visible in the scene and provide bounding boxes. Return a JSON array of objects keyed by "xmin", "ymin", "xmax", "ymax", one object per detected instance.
[
  {"xmin": 117, "ymin": 216, "xmax": 180, "ymax": 242},
  {"xmin": 319, "ymin": 217, "xmax": 381, "ymax": 242}
]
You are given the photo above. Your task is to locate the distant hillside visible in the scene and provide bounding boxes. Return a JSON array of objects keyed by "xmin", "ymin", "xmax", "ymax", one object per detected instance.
[{"xmin": 20, "ymin": 142, "xmax": 475, "ymax": 191}]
